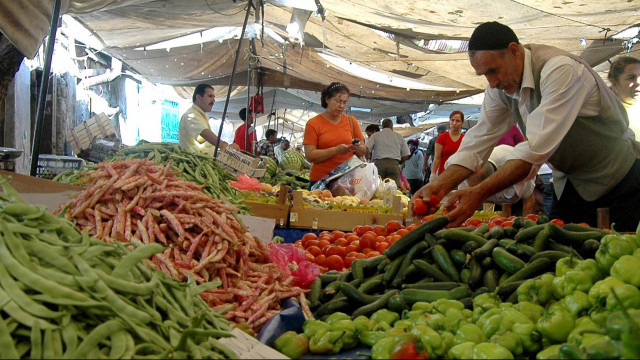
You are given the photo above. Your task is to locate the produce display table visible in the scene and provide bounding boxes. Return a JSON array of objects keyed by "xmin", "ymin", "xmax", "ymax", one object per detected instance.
[
  {"xmin": 245, "ymin": 185, "xmax": 291, "ymax": 227},
  {"xmin": 288, "ymin": 191, "xmax": 405, "ymax": 231}
]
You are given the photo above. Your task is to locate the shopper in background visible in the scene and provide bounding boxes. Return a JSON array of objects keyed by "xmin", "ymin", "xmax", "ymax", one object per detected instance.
[
  {"xmin": 365, "ymin": 124, "xmax": 380, "ymax": 138},
  {"xmin": 233, "ymin": 108, "xmax": 257, "ymax": 153},
  {"xmin": 423, "ymin": 124, "xmax": 446, "ymax": 184},
  {"xmin": 608, "ymin": 56, "xmax": 640, "ymax": 138},
  {"xmin": 274, "ymin": 138, "xmax": 290, "ymax": 163},
  {"xmin": 413, "ymin": 21, "xmax": 640, "ymax": 231},
  {"xmin": 402, "ymin": 138, "xmax": 425, "ymax": 196},
  {"xmin": 366, "ymin": 118, "xmax": 410, "ymax": 186},
  {"xmin": 496, "ymin": 123, "xmax": 525, "ymax": 146},
  {"xmin": 303, "ymin": 82, "xmax": 368, "ymax": 187},
  {"xmin": 256, "ymin": 128, "xmax": 278, "ymax": 160},
  {"xmin": 430, "ymin": 111, "xmax": 465, "ymax": 180},
  {"xmin": 178, "ymin": 84, "xmax": 238, "ymax": 155}
]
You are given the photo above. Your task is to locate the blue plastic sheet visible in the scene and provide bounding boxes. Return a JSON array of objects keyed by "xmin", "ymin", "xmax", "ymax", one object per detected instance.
[{"xmin": 258, "ymin": 298, "xmax": 306, "ymax": 346}]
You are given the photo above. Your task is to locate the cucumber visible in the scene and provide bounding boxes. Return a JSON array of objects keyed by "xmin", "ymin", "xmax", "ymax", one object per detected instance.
[
  {"xmin": 402, "ymin": 282, "xmax": 461, "ymax": 290},
  {"xmin": 492, "ymin": 247, "xmax": 526, "ymax": 274},
  {"xmin": 473, "ymin": 286, "xmax": 491, "ymax": 297},
  {"xmin": 496, "ymin": 280, "xmax": 526, "ymax": 300},
  {"xmin": 384, "ymin": 256, "xmax": 405, "ymax": 286},
  {"xmin": 319, "ymin": 271, "xmax": 341, "ymax": 286},
  {"xmin": 361, "ymin": 255, "xmax": 387, "ymax": 275},
  {"xmin": 503, "ymin": 226, "xmax": 518, "ymax": 238},
  {"xmin": 499, "ymin": 239, "xmax": 536, "ymax": 259},
  {"xmin": 562, "ymin": 223, "xmax": 607, "ymax": 233},
  {"xmin": 579, "ymin": 239, "xmax": 600, "ymax": 259},
  {"xmin": 514, "ymin": 224, "xmax": 546, "ymax": 243},
  {"xmin": 489, "ymin": 225, "xmax": 505, "ymax": 239},
  {"xmin": 399, "ymin": 286, "xmax": 472, "ymax": 304},
  {"xmin": 529, "ymin": 250, "xmax": 570, "ymax": 263},
  {"xmin": 472, "ymin": 239, "xmax": 499, "ymax": 259},
  {"xmin": 472, "ymin": 224, "xmax": 490, "ymax": 236},
  {"xmin": 385, "ymin": 216, "xmax": 449, "ymax": 260},
  {"xmin": 308, "ymin": 277, "xmax": 322, "ymax": 308},
  {"xmin": 314, "ymin": 297, "xmax": 350, "ymax": 319},
  {"xmin": 394, "ymin": 242, "xmax": 429, "ymax": 287},
  {"xmin": 480, "ymin": 256, "xmax": 494, "ymax": 269},
  {"xmin": 431, "ymin": 245, "xmax": 460, "ymax": 282},
  {"xmin": 532, "ymin": 228, "xmax": 550, "ymax": 252},
  {"xmin": 467, "ymin": 257, "xmax": 483, "ymax": 289},
  {"xmin": 441, "ymin": 229, "xmax": 488, "ymax": 246},
  {"xmin": 358, "ymin": 275, "xmax": 385, "ymax": 295},
  {"xmin": 424, "ymin": 233, "xmax": 438, "ymax": 247},
  {"xmin": 483, "ymin": 269, "xmax": 499, "ymax": 292},
  {"xmin": 501, "ymin": 258, "xmax": 553, "ymax": 285},
  {"xmin": 351, "ymin": 290, "xmax": 399, "ymax": 318},
  {"xmin": 392, "ymin": 263, "xmax": 421, "ymax": 288},
  {"xmin": 413, "ymin": 259, "xmax": 453, "ymax": 282},
  {"xmin": 536, "ymin": 214, "xmax": 550, "ymax": 224},
  {"xmin": 461, "ymin": 241, "xmax": 480, "ymax": 253},
  {"xmin": 547, "ymin": 240, "xmax": 583, "ymax": 259},
  {"xmin": 460, "ymin": 297, "xmax": 474, "ymax": 310},
  {"xmin": 339, "ymin": 282, "xmax": 381, "ymax": 304},
  {"xmin": 546, "ymin": 222, "xmax": 604, "ymax": 247},
  {"xmin": 351, "ymin": 259, "xmax": 366, "ymax": 281},
  {"xmin": 449, "ymin": 249, "xmax": 467, "ymax": 265},
  {"xmin": 460, "ymin": 268, "xmax": 471, "ymax": 285}
]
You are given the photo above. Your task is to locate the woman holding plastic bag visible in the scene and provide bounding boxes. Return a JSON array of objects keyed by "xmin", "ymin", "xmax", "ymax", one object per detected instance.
[{"xmin": 303, "ymin": 82, "xmax": 368, "ymax": 188}]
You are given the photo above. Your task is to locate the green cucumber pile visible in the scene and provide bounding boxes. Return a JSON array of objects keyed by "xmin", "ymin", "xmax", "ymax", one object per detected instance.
[{"xmin": 0, "ymin": 178, "xmax": 236, "ymax": 359}]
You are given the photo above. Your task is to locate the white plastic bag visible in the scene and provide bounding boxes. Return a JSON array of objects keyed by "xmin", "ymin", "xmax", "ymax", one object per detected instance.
[
  {"xmin": 373, "ymin": 178, "xmax": 398, "ymax": 199},
  {"xmin": 328, "ymin": 163, "xmax": 380, "ymax": 200}
]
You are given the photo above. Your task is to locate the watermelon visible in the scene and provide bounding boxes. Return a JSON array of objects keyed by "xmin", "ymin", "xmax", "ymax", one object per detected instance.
[
  {"xmin": 260, "ymin": 156, "xmax": 278, "ymax": 178},
  {"xmin": 279, "ymin": 150, "xmax": 306, "ymax": 171}
]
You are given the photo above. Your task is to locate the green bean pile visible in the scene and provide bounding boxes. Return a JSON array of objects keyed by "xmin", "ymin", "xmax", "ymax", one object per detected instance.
[
  {"xmin": 0, "ymin": 178, "xmax": 237, "ymax": 359},
  {"xmin": 111, "ymin": 142, "xmax": 250, "ymax": 214}
]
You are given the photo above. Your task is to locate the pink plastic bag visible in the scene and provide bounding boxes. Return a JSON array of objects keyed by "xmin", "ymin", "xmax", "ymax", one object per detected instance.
[
  {"xmin": 266, "ymin": 243, "xmax": 320, "ymax": 288},
  {"xmin": 228, "ymin": 173, "xmax": 261, "ymax": 192}
]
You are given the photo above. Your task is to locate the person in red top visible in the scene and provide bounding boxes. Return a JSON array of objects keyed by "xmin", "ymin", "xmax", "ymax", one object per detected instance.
[
  {"xmin": 431, "ymin": 110, "xmax": 465, "ymax": 178},
  {"xmin": 303, "ymin": 82, "xmax": 369, "ymax": 185},
  {"xmin": 496, "ymin": 124, "xmax": 525, "ymax": 147},
  {"xmin": 233, "ymin": 108, "xmax": 257, "ymax": 153}
]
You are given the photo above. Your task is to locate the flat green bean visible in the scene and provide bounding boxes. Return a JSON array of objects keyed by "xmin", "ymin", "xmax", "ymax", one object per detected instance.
[
  {"xmin": 108, "ymin": 330, "xmax": 128, "ymax": 359},
  {"xmin": 68, "ymin": 319, "xmax": 126, "ymax": 359},
  {"xmin": 30, "ymin": 321, "xmax": 42, "ymax": 360},
  {"xmin": 0, "ymin": 316, "xmax": 19, "ymax": 359},
  {"xmin": 96, "ymin": 269, "xmax": 159, "ymax": 296},
  {"xmin": 0, "ymin": 261, "xmax": 62, "ymax": 319},
  {"xmin": 61, "ymin": 323, "xmax": 78, "ymax": 358},
  {"xmin": 111, "ymin": 243, "xmax": 165, "ymax": 278},
  {"xmin": 0, "ymin": 287, "xmax": 56, "ymax": 329}
]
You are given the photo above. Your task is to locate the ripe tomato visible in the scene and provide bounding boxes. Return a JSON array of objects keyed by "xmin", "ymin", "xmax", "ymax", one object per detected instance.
[
  {"xmin": 346, "ymin": 234, "xmax": 360, "ymax": 243},
  {"xmin": 324, "ymin": 245, "xmax": 347, "ymax": 259},
  {"xmin": 501, "ymin": 220, "xmax": 514, "ymax": 228},
  {"xmin": 354, "ymin": 225, "xmax": 373, "ymax": 237},
  {"xmin": 304, "ymin": 240, "xmax": 319, "ymax": 249},
  {"xmin": 349, "ymin": 240, "xmax": 360, "ymax": 250},
  {"xmin": 550, "ymin": 218, "xmax": 565, "ymax": 227},
  {"xmin": 302, "ymin": 233, "xmax": 318, "ymax": 242},
  {"xmin": 305, "ymin": 252, "xmax": 315, "ymax": 262},
  {"xmin": 316, "ymin": 240, "xmax": 331, "ymax": 250},
  {"xmin": 386, "ymin": 220, "xmax": 403, "ymax": 234},
  {"xmin": 375, "ymin": 241, "xmax": 389, "ymax": 252},
  {"xmin": 366, "ymin": 251, "xmax": 382, "ymax": 258},
  {"xmin": 421, "ymin": 215, "xmax": 435, "ymax": 223},
  {"xmin": 375, "ymin": 235, "xmax": 386, "ymax": 244},
  {"xmin": 345, "ymin": 244, "xmax": 359, "ymax": 254},
  {"xmin": 306, "ymin": 246, "xmax": 322, "ymax": 257},
  {"xmin": 331, "ymin": 231, "xmax": 346, "ymax": 241},
  {"xmin": 389, "ymin": 234, "xmax": 402, "ymax": 244},
  {"xmin": 525, "ymin": 214, "xmax": 540, "ymax": 222},
  {"xmin": 344, "ymin": 255, "xmax": 357, "ymax": 268},
  {"xmin": 578, "ymin": 222, "xmax": 591, "ymax": 227},
  {"xmin": 412, "ymin": 198, "xmax": 428, "ymax": 216},
  {"xmin": 373, "ymin": 225, "xmax": 387, "ymax": 237},
  {"xmin": 335, "ymin": 238, "xmax": 348, "ymax": 247},
  {"xmin": 395, "ymin": 229, "xmax": 409, "ymax": 237},
  {"xmin": 354, "ymin": 252, "xmax": 367, "ymax": 259},
  {"xmin": 326, "ymin": 255, "xmax": 345, "ymax": 271},
  {"xmin": 406, "ymin": 223, "xmax": 418, "ymax": 232},
  {"xmin": 428, "ymin": 194, "xmax": 441, "ymax": 207},
  {"xmin": 360, "ymin": 232, "xmax": 377, "ymax": 249},
  {"xmin": 315, "ymin": 254, "xmax": 327, "ymax": 267},
  {"xmin": 294, "ymin": 240, "xmax": 303, "ymax": 248},
  {"xmin": 464, "ymin": 218, "xmax": 484, "ymax": 228}
]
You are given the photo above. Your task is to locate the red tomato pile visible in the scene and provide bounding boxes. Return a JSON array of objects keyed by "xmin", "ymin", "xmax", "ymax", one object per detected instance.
[{"xmin": 293, "ymin": 220, "xmax": 418, "ymax": 273}]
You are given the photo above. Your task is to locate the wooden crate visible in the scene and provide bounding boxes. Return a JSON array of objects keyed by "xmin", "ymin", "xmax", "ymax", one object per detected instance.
[
  {"xmin": 245, "ymin": 186, "xmax": 290, "ymax": 227},
  {"xmin": 67, "ymin": 113, "xmax": 120, "ymax": 155},
  {"xmin": 216, "ymin": 148, "xmax": 266, "ymax": 178},
  {"xmin": 289, "ymin": 191, "xmax": 404, "ymax": 231}
]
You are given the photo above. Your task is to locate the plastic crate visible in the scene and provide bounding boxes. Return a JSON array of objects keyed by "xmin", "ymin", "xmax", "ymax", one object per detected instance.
[{"xmin": 37, "ymin": 155, "xmax": 85, "ymax": 179}]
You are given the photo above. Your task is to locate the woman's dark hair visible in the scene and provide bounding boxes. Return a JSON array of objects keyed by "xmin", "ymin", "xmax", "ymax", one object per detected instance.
[
  {"xmin": 321, "ymin": 82, "xmax": 350, "ymax": 108},
  {"xmin": 193, "ymin": 84, "xmax": 213, "ymax": 103},
  {"xmin": 449, "ymin": 110, "xmax": 465, "ymax": 121},
  {"xmin": 608, "ymin": 56, "xmax": 640, "ymax": 83},
  {"xmin": 365, "ymin": 124, "xmax": 380, "ymax": 133}
]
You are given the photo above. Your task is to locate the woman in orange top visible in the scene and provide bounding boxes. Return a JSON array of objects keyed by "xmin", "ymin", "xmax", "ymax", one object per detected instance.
[{"xmin": 303, "ymin": 82, "xmax": 368, "ymax": 186}]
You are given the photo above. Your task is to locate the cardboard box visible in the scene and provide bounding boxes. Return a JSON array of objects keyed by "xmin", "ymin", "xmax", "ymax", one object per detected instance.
[
  {"xmin": 289, "ymin": 191, "xmax": 404, "ymax": 231},
  {"xmin": 216, "ymin": 148, "xmax": 266, "ymax": 178},
  {"xmin": 67, "ymin": 113, "xmax": 120, "ymax": 155},
  {"xmin": 245, "ymin": 186, "xmax": 290, "ymax": 228},
  {"xmin": 0, "ymin": 170, "xmax": 82, "ymax": 211}
]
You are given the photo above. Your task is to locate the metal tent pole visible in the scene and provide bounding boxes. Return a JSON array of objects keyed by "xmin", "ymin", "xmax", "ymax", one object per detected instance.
[
  {"xmin": 245, "ymin": 60, "xmax": 251, "ymax": 152},
  {"xmin": 30, "ymin": 0, "xmax": 62, "ymax": 176},
  {"xmin": 214, "ymin": 0, "xmax": 253, "ymax": 158}
]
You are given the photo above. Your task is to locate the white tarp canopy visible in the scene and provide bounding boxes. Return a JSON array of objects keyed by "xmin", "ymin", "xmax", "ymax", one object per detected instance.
[{"xmin": 2, "ymin": 0, "xmax": 639, "ymax": 119}]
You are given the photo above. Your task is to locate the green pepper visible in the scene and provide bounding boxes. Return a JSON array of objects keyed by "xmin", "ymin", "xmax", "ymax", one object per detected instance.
[
  {"xmin": 472, "ymin": 342, "xmax": 514, "ymax": 359},
  {"xmin": 453, "ymin": 322, "xmax": 485, "ymax": 345},
  {"xmin": 325, "ymin": 312, "xmax": 350, "ymax": 325},
  {"xmin": 556, "ymin": 256, "xmax": 580, "ymax": 277},
  {"xmin": 308, "ymin": 329, "xmax": 344, "ymax": 354},
  {"xmin": 359, "ymin": 331, "xmax": 385, "ymax": 347},
  {"xmin": 514, "ymin": 301, "xmax": 546, "ymax": 324},
  {"xmin": 373, "ymin": 321, "xmax": 392, "ymax": 332},
  {"xmin": 443, "ymin": 308, "xmax": 464, "ymax": 333},
  {"xmin": 385, "ymin": 326, "xmax": 407, "ymax": 339},
  {"xmin": 388, "ymin": 333, "xmax": 429, "ymax": 359},
  {"xmin": 588, "ymin": 276, "xmax": 626, "ymax": 309},
  {"xmin": 558, "ymin": 343, "xmax": 584, "ymax": 360},
  {"xmin": 582, "ymin": 335, "xmax": 623, "ymax": 359},
  {"xmin": 371, "ymin": 337, "xmax": 396, "ymax": 359},
  {"xmin": 512, "ymin": 322, "xmax": 541, "ymax": 354},
  {"xmin": 353, "ymin": 315, "xmax": 375, "ymax": 334},
  {"xmin": 371, "ymin": 308, "xmax": 399, "ymax": 326},
  {"xmin": 595, "ymin": 231, "xmax": 637, "ymax": 273},
  {"xmin": 536, "ymin": 309, "xmax": 574, "ymax": 343},
  {"xmin": 611, "ymin": 289, "xmax": 640, "ymax": 359},
  {"xmin": 434, "ymin": 298, "xmax": 465, "ymax": 314},
  {"xmin": 552, "ymin": 276, "xmax": 565, "ymax": 300},
  {"xmin": 441, "ymin": 331, "xmax": 455, "ymax": 352},
  {"xmin": 606, "ymin": 283, "xmax": 640, "ymax": 311},
  {"xmin": 589, "ymin": 307, "xmax": 611, "ymax": 328},
  {"xmin": 447, "ymin": 342, "xmax": 476, "ymax": 360},
  {"xmin": 302, "ymin": 319, "xmax": 330, "ymax": 339},
  {"xmin": 475, "ymin": 308, "xmax": 503, "ymax": 331},
  {"xmin": 411, "ymin": 302, "xmax": 433, "ymax": 312},
  {"xmin": 273, "ymin": 331, "xmax": 308, "ymax": 359},
  {"xmin": 611, "ymin": 254, "xmax": 640, "ymax": 286},
  {"xmin": 393, "ymin": 319, "xmax": 413, "ymax": 330},
  {"xmin": 517, "ymin": 276, "xmax": 553, "ymax": 306},
  {"xmin": 422, "ymin": 313, "xmax": 446, "ymax": 331},
  {"xmin": 330, "ymin": 319, "xmax": 358, "ymax": 350},
  {"xmin": 411, "ymin": 324, "xmax": 445, "ymax": 357},
  {"xmin": 536, "ymin": 344, "xmax": 562, "ymax": 359},
  {"xmin": 480, "ymin": 313, "xmax": 503, "ymax": 339},
  {"xmin": 490, "ymin": 331, "xmax": 523, "ymax": 356},
  {"xmin": 567, "ymin": 316, "xmax": 599, "ymax": 346},
  {"xmin": 563, "ymin": 290, "xmax": 591, "ymax": 317}
]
